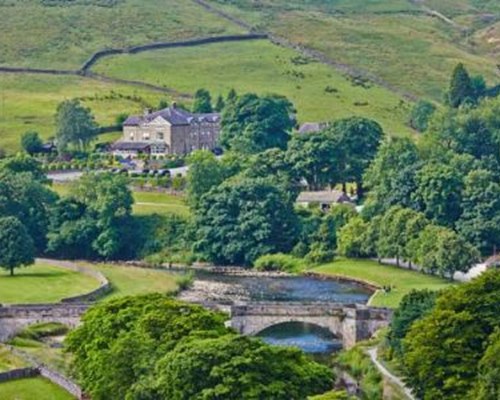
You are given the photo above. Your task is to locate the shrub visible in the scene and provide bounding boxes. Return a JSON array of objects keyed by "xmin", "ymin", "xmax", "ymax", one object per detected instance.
[{"xmin": 254, "ymin": 253, "xmax": 303, "ymax": 272}]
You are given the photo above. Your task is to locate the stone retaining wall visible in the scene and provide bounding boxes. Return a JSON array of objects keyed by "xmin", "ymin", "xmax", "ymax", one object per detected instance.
[{"xmin": 0, "ymin": 367, "xmax": 38, "ymax": 383}]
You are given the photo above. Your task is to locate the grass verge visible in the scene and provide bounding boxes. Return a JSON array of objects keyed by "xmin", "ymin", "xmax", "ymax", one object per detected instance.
[
  {"xmin": 312, "ymin": 258, "xmax": 452, "ymax": 308},
  {"xmin": 0, "ymin": 377, "xmax": 75, "ymax": 400}
]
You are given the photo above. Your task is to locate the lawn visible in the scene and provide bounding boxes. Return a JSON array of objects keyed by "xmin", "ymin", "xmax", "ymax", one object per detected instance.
[
  {"xmin": 93, "ymin": 39, "xmax": 414, "ymax": 136},
  {"xmin": 0, "ymin": 377, "xmax": 75, "ymax": 400},
  {"xmin": 0, "ymin": 263, "xmax": 100, "ymax": 304},
  {"xmin": 0, "ymin": 73, "xmax": 167, "ymax": 152},
  {"xmin": 133, "ymin": 191, "xmax": 190, "ymax": 216},
  {"xmin": 85, "ymin": 263, "xmax": 178, "ymax": 299},
  {"xmin": 0, "ymin": 345, "xmax": 28, "ymax": 372},
  {"xmin": 312, "ymin": 258, "xmax": 453, "ymax": 308},
  {"xmin": 0, "ymin": 0, "xmax": 242, "ymax": 69}
]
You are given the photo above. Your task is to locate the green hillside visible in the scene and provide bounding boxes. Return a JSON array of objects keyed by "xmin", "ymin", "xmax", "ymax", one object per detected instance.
[
  {"xmin": 205, "ymin": 0, "xmax": 500, "ymax": 101},
  {"xmin": 93, "ymin": 39, "xmax": 413, "ymax": 136},
  {"xmin": 0, "ymin": 0, "xmax": 243, "ymax": 69}
]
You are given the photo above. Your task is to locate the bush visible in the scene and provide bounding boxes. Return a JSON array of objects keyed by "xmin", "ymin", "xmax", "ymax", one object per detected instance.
[
  {"xmin": 17, "ymin": 322, "xmax": 69, "ymax": 340},
  {"xmin": 254, "ymin": 253, "xmax": 304, "ymax": 272},
  {"xmin": 175, "ymin": 271, "xmax": 195, "ymax": 291}
]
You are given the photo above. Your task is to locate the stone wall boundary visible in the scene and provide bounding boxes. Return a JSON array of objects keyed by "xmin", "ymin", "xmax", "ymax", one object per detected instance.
[
  {"xmin": 0, "ymin": 367, "xmax": 39, "ymax": 383},
  {"xmin": 36, "ymin": 259, "xmax": 111, "ymax": 303}
]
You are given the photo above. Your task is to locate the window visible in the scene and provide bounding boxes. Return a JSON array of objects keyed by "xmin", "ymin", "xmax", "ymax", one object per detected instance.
[
  {"xmin": 142, "ymin": 133, "xmax": 150, "ymax": 141},
  {"xmin": 129, "ymin": 133, "xmax": 134, "ymax": 141},
  {"xmin": 157, "ymin": 132, "xmax": 164, "ymax": 140}
]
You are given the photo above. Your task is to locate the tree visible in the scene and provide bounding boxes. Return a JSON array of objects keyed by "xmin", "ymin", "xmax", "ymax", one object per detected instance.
[
  {"xmin": 387, "ymin": 290, "xmax": 437, "ymax": 356},
  {"xmin": 448, "ymin": 63, "xmax": 474, "ymax": 108},
  {"xmin": 403, "ymin": 309, "xmax": 483, "ymax": 399},
  {"xmin": 47, "ymin": 173, "xmax": 134, "ymax": 259},
  {"xmin": 21, "ymin": 131, "xmax": 43, "ymax": 155},
  {"xmin": 150, "ymin": 335, "xmax": 333, "ymax": 400},
  {"xmin": 0, "ymin": 154, "xmax": 46, "ymax": 182},
  {"xmin": 402, "ymin": 270, "xmax": 500, "ymax": 399},
  {"xmin": 226, "ymin": 88, "xmax": 237, "ymax": 104},
  {"xmin": 66, "ymin": 295, "xmax": 228, "ymax": 400},
  {"xmin": 192, "ymin": 89, "xmax": 213, "ymax": 113},
  {"xmin": 193, "ymin": 178, "xmax": 299, "ymax": 266},
  {"xmin": 408, "ymin": 224, "xmax": 445, "ymax": 274},
  {"xmin": 413, "ymin": 163, "xmax": 464, "ymax": 227},
  {"xmin": 457, "ymin": 169, "xmax": 500, "ymax": 255},
  {"xmin": 158, "ymin": 98, "xmax": 169, "ymax": 109},
  {"xmin": 434, "ymin": 230, "xmax": 479, "ymax": 278},
  {"xmin": 287, "ymin": 131, "xmax": 339, "ymax": 190},
  {"xmin": 328, "ymin": 117, "xmax": 384, "ymax": 196},
  {"xmin": 0, "ymin": 217, "xmax": 35, "ymax": 276},
  {"xmin": 214, "ymin": 95, "xmax": 225, "ymax": 112},
  {"xmin": 55, "ymin": 99, "xmax": 97, "ymax": 152},
  {"xmin": 475, "ymin": 330, "xmax": 500, "ymax": 400},
  {"xmin": 337, "ymin": 216, "xmax": 369, "ymax": 258},
  {"xmin": 409, "ymin": 100, "xmax": 436, "ymax": 132},
  {"xmin": 363, "ymin": 137, "xmax": 422, "ymax": 217},
  {"xmin": 0, "ymin": 170, "xmax": 56, "ymax": 252},
  {"xmin": 220, "ymin": 93, "xmax": 295, "ymax": 153},
  {"xmin": 186, "ymin": 150, "xmax": 226, "ymax": 209}
]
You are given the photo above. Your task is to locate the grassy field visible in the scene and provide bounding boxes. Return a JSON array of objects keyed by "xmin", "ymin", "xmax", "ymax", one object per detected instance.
[
  {"xmin": 0, "ymin": 345, "xmax": 28, "ymax": 372},
  {"xmin": 0, "ymin": 0, "xmax": 242, "ymax": 69},
  {"xmin": 133, "ymin": 191, "xmax": 190, "ymax": 216},
  {"xmin": 0, "ymin": 377, "xmax": 75, "ymax": 400},
  {"xmin": 0, "ymin": 263, "xmax": 100, "ymax": 304},
  {"xmin": 85, "ymin": 263, "xmax": 178, "ymax": 299},
  {"xmin": 312, "ymin": 258, "xmax": 452, "ymax": 308},
  {"xmin": 94, "ymin": 39, "xmax": 413, "ymax": 136},
  {"xmin": 205, "ymin": 0, "xmax": 500, "ymax": 101},
  {"xmin": 0, "ymin": 73, "xmax": 168, "ymax": 152}
]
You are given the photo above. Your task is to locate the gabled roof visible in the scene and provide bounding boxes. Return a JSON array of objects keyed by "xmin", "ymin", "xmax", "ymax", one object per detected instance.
[
  {"xmin": 297, "ymin": 190, "xmax": 352, "ymax": 204},
  {"xmin": 124, "ymin": 107, "xmax": 220, "ymax": 127}
]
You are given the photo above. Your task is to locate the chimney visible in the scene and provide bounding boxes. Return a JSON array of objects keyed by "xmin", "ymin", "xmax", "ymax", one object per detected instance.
[
  {"xmin": 171, "ymin": 102, "xmax": 177, "ymax": 109},
  {"xmin": 143, "ymin": 108, "xmax": 151, "ymax": 117}
]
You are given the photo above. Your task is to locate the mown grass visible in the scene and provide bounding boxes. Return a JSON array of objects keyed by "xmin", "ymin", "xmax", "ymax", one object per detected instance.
[
  {"xmin": 0, "ymin": 74, "xmax": 166, "ymax": 152},
  {"xmin": 0, "ymin": 377, "xmax": 75, "ymax": 400},
  {"xmin": 133, "ymin": 191, "xmax": 190, "ymax": 217},
  {"xmin": 0, "ymin": 263, "xmax": 100, "ymax": 304},
  {"xmin": 94, "ymin": 40, "xmax": 413, "ymax": 136},
  {"xmin": 312, "ymin": 258, "xmax": 452, "ymax": 308},
  {"xmin": 205, "ymin": 0, "xmax": 499, "ymax": 101},
  {"xmin": 0, "ymin": 0, "xmax": 242, "ymax": 69},
  {"xmin": 84, "ymin": 263, "xmax": 178, "ymax": 299}
]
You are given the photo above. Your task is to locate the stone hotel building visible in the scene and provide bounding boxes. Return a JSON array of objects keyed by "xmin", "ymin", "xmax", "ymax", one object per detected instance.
[{"xmin": 111, "ymin": 105, "xmax": 221, "ymax": 157}]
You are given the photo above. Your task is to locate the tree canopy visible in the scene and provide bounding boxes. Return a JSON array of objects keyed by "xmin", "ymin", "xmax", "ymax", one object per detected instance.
[
  {"xmin": 0, "ymin": 216, "xmax": 35, "ymax": 276},
  {"xmin": 192, "ymin": 89, "xmax": 213, "ymax": 113},
  {"xmin": 55, "ymin": 99, "xmax": 97, "ymax": 152}
]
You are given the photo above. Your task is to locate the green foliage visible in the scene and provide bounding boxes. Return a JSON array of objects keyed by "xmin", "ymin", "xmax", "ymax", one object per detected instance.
[
  {"xmin": 309, "ymin": 391, "xmax": 355, "ymax": 400},
  {"xmin": 150, "ymin": 335, "xmax": 333, "ymax": 400},
  {"xmin": 174, "ymin": 271, "xmax": 194, "ymax": 291},
  {"xmin": 475, "ymin": 330, "xmax": 500, "ymax": 399},
  {"xmin": 402, "ymin": 270, "xmax": 500, "ymax": 399},
  {"xmin": 66, "ymin": 295, "xmax": 228, "ymax": 400},
  {"xmin": 327, "ymin": 117, "xmax": 384, "ymax": 196},
  {"xmin": 254, "ymin": 253, "xmax": 305, "ymax": 272},
  {"xmin": 337, "ymin": 216, "xmax": 369, "ymax": 258},
  {"xmin": 220, "ymin": 93, "xmax": 295, "ymax": 154},
  {"xmin": 409, "ymin": 100, "xmax": 436, "ymax": 132},
  {"xmin": 21, "ymin": 131, "xmax": 44, "ymax": 155},
  {"xmin": 387, "ymin": 290, "xmax": 437, "ymax": 355},
  {"xmin": 47, "ymin": 172, "xmax": 134, "ymax": 259},
  {"xmin": 66, "ymin": 294, "xmax": 332, "ymax": 400},
  {"xmin": 214, "ymin": 95, "xmax": 225, "ymax": 112},
  {"xmin": 55, "ymin": 99, "xmax": 97, "ymax": 152},
  {"xmin": 287, "ymin": 131, "xmax": 339, "ymax": 190},
  {"xmin": 186, "ymin": 150, "xmax": 226, "ymax": 209},
  {"xmin": 0, "ymin": 154, "xmax": 46, "ymax": 182},
  {"xmin": 336, "ymin": 345, "xmax": 383, "ymax": 400},
  {"xmin": 194, "ymin": 178, "xmax": 299, "ymax": 266},
  {"xmin": 192, "ymin": 88, "xmax": 213, "ymax": 113},
  {"xmin": 448, "ymin": 63, "xmax": 474, "ymax": 108},
  {"xmin": 0, "ymin": 217, "xmax": 35, "ymax": 276}
]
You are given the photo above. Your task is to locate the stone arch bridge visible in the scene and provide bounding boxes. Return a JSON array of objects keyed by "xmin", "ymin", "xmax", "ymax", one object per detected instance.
[
  {"xmin": 229, "ymin": 302, "xmax": 392, "ymax": 349},
  {"xmin": 0, "ymin": 302, "xmax": 392, "ymax": 349}
]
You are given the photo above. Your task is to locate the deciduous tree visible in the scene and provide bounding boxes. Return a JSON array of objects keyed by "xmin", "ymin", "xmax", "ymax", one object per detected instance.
[
  {"xmin": 0, "ymin": 216, "xmax": 35, "ymax": 276},
  {"xmin": 55, "ymin": 99, "xmax": 97, "ymax": 152}
]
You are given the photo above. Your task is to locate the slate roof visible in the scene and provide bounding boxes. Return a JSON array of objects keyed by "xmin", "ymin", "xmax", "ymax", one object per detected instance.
[
  {"xmin": 297, "ymin": 190, "xmax": 352, "ymax": 204},
  {"xmin": 124, "ymin": 107, "xmax": 220, "ymax": 127},
  {"xmin": 298, "ymin": 122, "xmax": 329, "ymax": 134}
]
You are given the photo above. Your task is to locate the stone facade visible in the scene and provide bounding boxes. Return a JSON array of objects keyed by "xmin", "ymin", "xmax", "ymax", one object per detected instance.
[{"xmin": 113, "ymin": 105, "xmax": 221, "ymax": 157}]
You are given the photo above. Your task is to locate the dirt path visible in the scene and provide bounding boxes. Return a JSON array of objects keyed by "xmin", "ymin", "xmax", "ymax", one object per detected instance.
[{"xmin": 366, "ymin": 347, "xmax": 416, "ymax": 400}]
